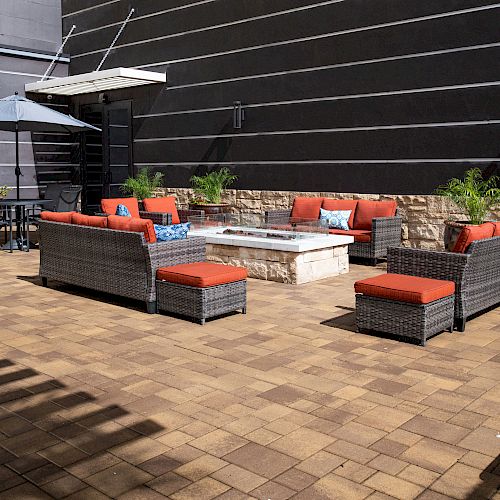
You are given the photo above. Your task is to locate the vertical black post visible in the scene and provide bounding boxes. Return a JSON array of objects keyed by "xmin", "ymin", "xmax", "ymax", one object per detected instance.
[{"xmin": 15, "ymin": 123, "xmax": 20, "ymax": 200}]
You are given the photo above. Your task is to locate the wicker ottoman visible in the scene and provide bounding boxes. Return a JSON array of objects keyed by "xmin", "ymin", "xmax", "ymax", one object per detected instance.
[
  {"xmin": 354, "ymin": 273, "xmax": 455, "ymax": 346},
  {"xmin": 156, "ymin": 262, "xmax": 247, "ymax": 324}
]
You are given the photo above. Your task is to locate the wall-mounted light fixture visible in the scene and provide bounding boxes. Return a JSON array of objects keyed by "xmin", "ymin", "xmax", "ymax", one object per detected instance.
[{"xmin": 233, "ymin": 101, "xmax": 245, "ymax": 129}]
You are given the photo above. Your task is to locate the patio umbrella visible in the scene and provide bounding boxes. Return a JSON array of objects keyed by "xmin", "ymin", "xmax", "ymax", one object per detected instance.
[{"xmin": 0, "ymin": 92, "xmax": 100, "ymax": 200}]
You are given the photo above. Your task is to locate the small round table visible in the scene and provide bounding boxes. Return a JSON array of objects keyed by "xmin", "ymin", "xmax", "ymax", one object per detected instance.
[{"xmin": 0, "ymin": 199, "xmax": 53, "ymax": 252}]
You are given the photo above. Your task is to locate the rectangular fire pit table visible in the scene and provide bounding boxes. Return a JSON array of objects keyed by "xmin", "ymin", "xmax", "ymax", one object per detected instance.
[{"xmin": 187, "ymin": 214, "xmax": 353, "ymax": 284}]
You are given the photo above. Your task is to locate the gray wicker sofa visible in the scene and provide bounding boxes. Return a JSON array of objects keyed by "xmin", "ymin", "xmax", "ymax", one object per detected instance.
[
  {"xmin": 388, "ymin": 236, "xmax": 500, "ymax": 331},
  {"xmin": 265, "ymin": 201, "xmax": 402, "ymax": 264},
  {"xmin": 38, "ymin": 220, "xmax": 206, "ymax": 313}
]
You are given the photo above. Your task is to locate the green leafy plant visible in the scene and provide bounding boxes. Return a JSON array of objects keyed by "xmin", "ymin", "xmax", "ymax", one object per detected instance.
[
  {"xmin": 436, "ymin": 167, "xmax": 500, "ymax": 225},
  {"xmin": 0, "ymin": 185, "xmax": 10, "ymax": 198},
  {"xmin": 190, "ymin": 167, "xmax": 237, "ymax": 204},
  {"xmin": 121, "ymin": 168, "xmax": 164, "ymax": 200}
]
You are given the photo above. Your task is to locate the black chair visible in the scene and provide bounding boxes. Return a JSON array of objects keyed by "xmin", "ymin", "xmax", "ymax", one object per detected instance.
[
  {"xmin": 0, "ymin": 206, "xmax": 10, "ymax": 244},
  {"xmin": 29, "ymin": 185, "xmax": 82, "ymax": 226}
]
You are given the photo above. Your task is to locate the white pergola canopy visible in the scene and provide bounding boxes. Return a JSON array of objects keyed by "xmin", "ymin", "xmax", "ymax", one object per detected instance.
[{"xmin": 25, "ymin": 67, "xmax": 166, "ymax": 96}]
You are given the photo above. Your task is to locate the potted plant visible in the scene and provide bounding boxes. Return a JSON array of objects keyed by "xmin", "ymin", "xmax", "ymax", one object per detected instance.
[
  {"xmin": 121, "ymin": 167, "xmax": 164, "ymax": 201},
  {"xmin": 436, "ymin": 167, "xmax": 500, "ymax": 250},
  {"xmin": 189, "ymin": 167, "xmax": 237, "ymax": 214},
  {"xmin": 0, "ymin": 186, "xmax": 10, "ymax": 199}
]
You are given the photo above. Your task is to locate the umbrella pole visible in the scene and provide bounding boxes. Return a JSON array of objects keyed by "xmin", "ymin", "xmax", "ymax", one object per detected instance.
[{"xmin": 15, "ymin": 123, "xmax": 20, "ymax": 200}]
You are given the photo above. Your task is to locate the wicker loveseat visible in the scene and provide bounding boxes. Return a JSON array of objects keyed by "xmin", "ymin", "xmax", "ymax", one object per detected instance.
[
  {"xmin": 265, "ymin": 197, "xmax": 402, "ymax": 264},
  {"xmin": 38, "ymin": 220, "xmax": 206, "ymax": 313},
  {"xmin": 388, "ymin": 235, "xmax": 500, "ymax": 331}
]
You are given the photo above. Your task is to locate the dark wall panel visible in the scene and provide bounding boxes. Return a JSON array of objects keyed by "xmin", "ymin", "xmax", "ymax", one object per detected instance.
[
  {"xmin": 134, "ymin": 86, "xmax": 499, "ymax": 138},
  {"xmin": 62, "ymin": 0, "xmax": 500, "ymax": 194}
]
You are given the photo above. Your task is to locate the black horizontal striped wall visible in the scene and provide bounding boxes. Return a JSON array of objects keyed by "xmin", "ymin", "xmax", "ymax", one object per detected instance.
[{"xmin": 62, "ymin": 0, "xmax": 500, "ymax": 194}]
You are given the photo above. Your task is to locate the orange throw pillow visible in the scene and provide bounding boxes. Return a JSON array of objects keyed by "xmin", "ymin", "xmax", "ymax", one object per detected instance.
[
  {"xmin": 108, "ymin": 215, "xmax": 156, "ymax": 243},
  {"xmin": 290, "ymin": 197, "xmax": 323, "ymax": 220},
  {"xmin": 322, "ymin": 199, "xmax": 358, "ymax": 229},
  {"xmin": 492, "ymin": 221, "xmax": 500, "ymax": 236},
  {"xmin": 40, "ymin": 211, "xmax": 75, "ymax": 223},
  {"xmin": 71, "ymin": 213, "xmax": 108, "ymax": 228},
  {"xmin": 452, "ymin": 223, "xmax": 495, "ymax": 253},
  {"xmin": 101, "ymin": 198, "xmax": 140, "ymax": 218},
  {"xmin": 142, "ymin": 197, "xmax": 180, "ymax": 224},
  {"xmin": 353, "ymin": 200, "xmax": 397, "ymax": 230}
]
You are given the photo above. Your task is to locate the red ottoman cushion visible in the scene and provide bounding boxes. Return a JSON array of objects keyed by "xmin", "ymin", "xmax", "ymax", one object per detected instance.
[
  {"xmin": 355, "ymin": 273, "xmax": 455, "ymax": 304},
  {"xmin": 157, "ymin": 262, "xmax": 247, "ymax": 288}
]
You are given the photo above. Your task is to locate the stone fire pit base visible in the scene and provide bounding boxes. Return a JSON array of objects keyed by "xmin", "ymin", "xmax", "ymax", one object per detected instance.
[{"xmin": 206, "ymin": 244, "xmax": 349, "ymax": 284}]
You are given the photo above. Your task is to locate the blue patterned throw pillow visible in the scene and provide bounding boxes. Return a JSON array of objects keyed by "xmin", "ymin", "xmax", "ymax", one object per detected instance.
[
  {"xmin": 320, "ymin": 208, "xmax": 351, "ymax": 231},
  {"xmin": 115, "ymin": 204, "xmax": 131, "ymax": 217},
  {"xmin": 154, "ymin": 222, "xmax": 191, "ymax": 242}
]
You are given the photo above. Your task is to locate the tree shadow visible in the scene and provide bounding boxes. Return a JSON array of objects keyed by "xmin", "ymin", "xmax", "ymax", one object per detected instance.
[{"xmin": 0, "ymin": 359, "xmax": 173, "ymax": 497}]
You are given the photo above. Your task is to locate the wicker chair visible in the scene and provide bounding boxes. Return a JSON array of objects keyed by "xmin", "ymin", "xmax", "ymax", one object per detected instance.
[
  {"xmin": 265, "ymin": 208, "xmax": 402, "ymax": 264},
  {"xmin": 387, "ymin": 236, "xmax": 500, "ymax": 331},
  {"xmin": 38, "ymin": 220, "xmax": 206, "ymax": 313}
]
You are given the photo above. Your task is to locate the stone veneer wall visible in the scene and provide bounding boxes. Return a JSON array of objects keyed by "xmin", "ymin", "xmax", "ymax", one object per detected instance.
[{"xmin": 155, "ymin": 188, "xmax": 500, "ymax": 250}]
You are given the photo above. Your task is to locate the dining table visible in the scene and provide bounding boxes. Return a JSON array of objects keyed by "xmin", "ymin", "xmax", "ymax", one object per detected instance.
[{"xmin": 0, "ymin": 199, "xmax": 52, "ymax": 252}]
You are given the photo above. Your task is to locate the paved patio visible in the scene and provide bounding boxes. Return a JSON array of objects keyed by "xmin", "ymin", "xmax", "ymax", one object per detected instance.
[{"xmin": 0, "ymin": 250, "xmax": 499, "ymax": 499}]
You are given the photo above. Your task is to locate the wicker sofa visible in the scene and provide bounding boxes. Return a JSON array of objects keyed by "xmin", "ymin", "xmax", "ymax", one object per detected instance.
[
  {"xmin": 387, "ymin": 236, "xmax": 500, "ymax": 331},
  {"xmin": 265, "ymin": 197, "xmax": 402, "ymax": 264},
  {"xmin": 38, "ymin": 220, "xmax": 206, "ymax": 313}
]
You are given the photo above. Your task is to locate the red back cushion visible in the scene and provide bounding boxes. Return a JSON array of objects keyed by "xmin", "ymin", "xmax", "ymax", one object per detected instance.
[
  {"xmin": 71, "ymin": 213, "xmax": 108, "ymax": 228},
  {"xmin": 101, "ymin": 198, "xmax": 140, "ymax": 218},
  {"xmin": 353, "ymin": 200, "xmax": 397, "ymax": 230},
  {"xmin": 40, "ymin": 211, "xmax": 76, "ymax": 223},
  {"xmin": 107, "ymin": 215, "xmax": 156, "ymax": 243},
  {"xmin": 452, "ymin": 223, "xmax": 495, "ymax": 253},
  {"xmin": 290, "ymin": 197, "xmax": 323, "ymax": 220},
  {"xmin": 322, "ymin": 199, "xmax": 358, "ymax": 229},
  {"xmin": 492, "ymin": 222, "xmax": 500, "ymax": 236},
  {"xmin": 142, "ymin": 197, "xmax": 180, "ymax": 224}
]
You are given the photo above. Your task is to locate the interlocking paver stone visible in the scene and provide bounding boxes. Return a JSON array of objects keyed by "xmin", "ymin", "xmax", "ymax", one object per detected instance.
[{"xmin": 0, "ymin": 252, "xmax": 498, "ymax": 498}]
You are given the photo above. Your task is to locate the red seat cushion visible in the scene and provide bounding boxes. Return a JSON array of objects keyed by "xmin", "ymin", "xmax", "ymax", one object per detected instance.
[
  {"xmin": 353, "ymin": 200, "xmax": 397, "ymax": 230},
  {"xmin": 329, "ymin": 229, "xmax": 371, "ymax": 242},
  {"xmin": 322, "ymin": 199, "xmax": 358, "ymax": 229},
  {"xmin": 107, "ymin": 215, "xmax": 156, "ymax": 243},
  {"xmin": 143, "ymin": 197, "xmax": 180, "ymax": 224},
  {"xmin": 101, "ymin": 198, "xmax": 140, "ymax": 218},
  {"xmin": 71, "ymin": 213, "xmax": 108, "ymax": 228},
  {"xmin": 290, "ymin": 197, "xmax": 323, "ymax": 220},
  {"xmin": 40, "ymin": 211, "xmax": 76, "ymax": 223},
  {"xmin": 157, "ymin": 262, "xmax": 247, "ymax": 287},
  {"xmin": 452, "ymin": 223, "xmax": 495, "ymax": 253},
  {"xmin": 354, "ymin": 273, "xmax": 455, "ymax": 304}
]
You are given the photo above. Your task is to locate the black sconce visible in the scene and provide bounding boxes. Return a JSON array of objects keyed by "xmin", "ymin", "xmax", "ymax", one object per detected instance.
[{"xmin": 233, "ymin": 101, "xmax": 245, "ymax": 129}]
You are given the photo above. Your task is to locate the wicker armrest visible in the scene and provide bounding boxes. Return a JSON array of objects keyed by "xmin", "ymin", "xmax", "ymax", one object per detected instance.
[
  {"xmin": 387, "ymin": 246, "xmax": 469, "ymax": 284},
  {"xmin": 372, "ymin": 216, "xmax": 402, "ymax": 240},
  {"xmin": 178, "ymin": 209, "xmax": 204, "ymax": 223},
  {"xmin": 265, "ymin": 209, "xmax": 292, "ymax": 224},
  {"xmin": 147, "ymin": 236, "xmax": 206, "ymax": 269},
  {"xmin": 140, "ymin": 210, "xmax": 171, "ymax": 225}
]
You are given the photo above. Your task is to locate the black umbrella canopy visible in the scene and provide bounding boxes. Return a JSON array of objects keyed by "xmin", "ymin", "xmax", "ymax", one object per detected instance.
[
  {"xmin": 0, "ymin": 93, "xmax": 100, "ymax": 199},
  {"xmin": 0, "ymin": 94, "xmax": 101, "ymax": 133}
]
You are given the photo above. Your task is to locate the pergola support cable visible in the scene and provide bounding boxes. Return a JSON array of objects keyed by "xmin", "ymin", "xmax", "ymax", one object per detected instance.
[
  {"xmin": 96, "ymin": 8, "xmax": 135, "ymax": 72},
  {"xmin": 41, "ymin": 24, "xmax": 76, "ymax": 81}
]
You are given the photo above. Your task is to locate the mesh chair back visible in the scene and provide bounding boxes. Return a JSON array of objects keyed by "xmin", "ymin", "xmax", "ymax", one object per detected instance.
[
  {"xmin": 42, "ymin": 183, "xmax": 71, "ymax": 211},
  {"xmin": 56, "ymin": 187, "xmax": 81, "ymax": 212}
]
